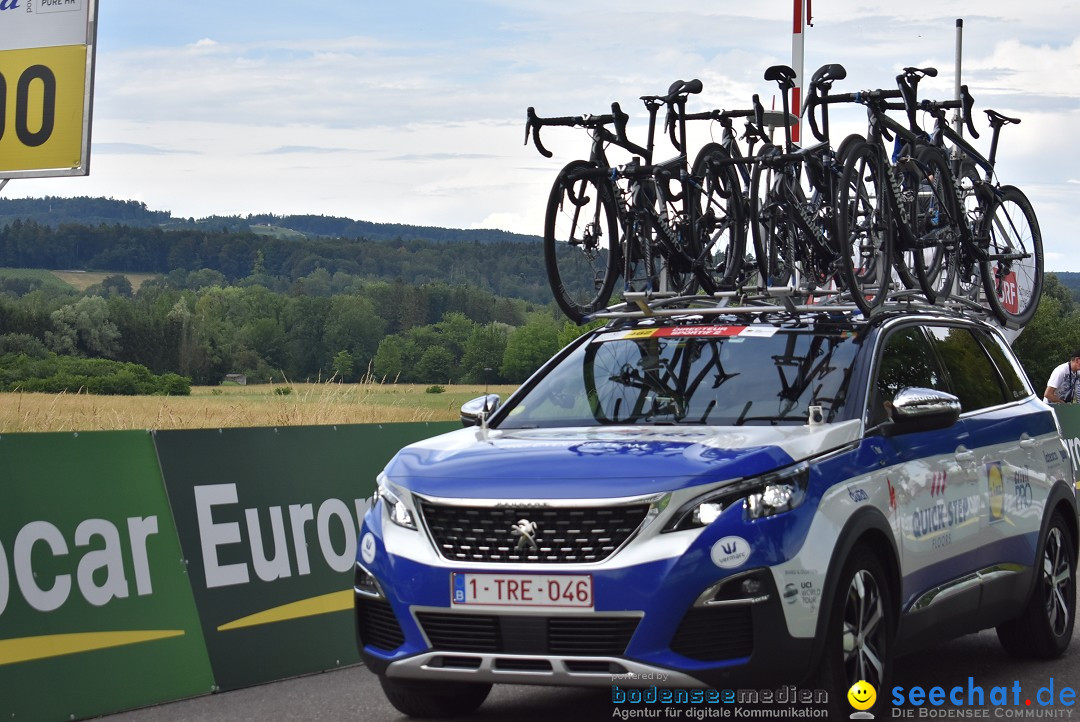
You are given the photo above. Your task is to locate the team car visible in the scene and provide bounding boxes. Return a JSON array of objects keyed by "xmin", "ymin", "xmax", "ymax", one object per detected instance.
[{"xmin": 353, "ymin": 307, "xmax": 1077, "ymax": 717}]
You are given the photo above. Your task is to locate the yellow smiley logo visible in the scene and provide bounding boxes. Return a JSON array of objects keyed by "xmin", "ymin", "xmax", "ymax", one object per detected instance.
[{"xmin": 847, "ymin": 680, "xmax": 876, "ymax": 711}]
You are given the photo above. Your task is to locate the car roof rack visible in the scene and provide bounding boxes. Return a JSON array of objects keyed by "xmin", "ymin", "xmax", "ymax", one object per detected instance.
[{"xmin": 588, "ymin": 287, "xmax": 1020, "ymax": 341}]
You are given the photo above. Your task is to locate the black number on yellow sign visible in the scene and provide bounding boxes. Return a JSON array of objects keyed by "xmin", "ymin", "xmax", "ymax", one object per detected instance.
[{"xmin": 0, "ymin": 64, "xmax": 57, "ymax": 148}]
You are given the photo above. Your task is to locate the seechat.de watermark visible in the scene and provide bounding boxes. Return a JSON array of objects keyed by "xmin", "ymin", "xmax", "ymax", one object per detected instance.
[{"xmin": 890, "ymin": 678, "xmax": 1075, "ymax": 718}]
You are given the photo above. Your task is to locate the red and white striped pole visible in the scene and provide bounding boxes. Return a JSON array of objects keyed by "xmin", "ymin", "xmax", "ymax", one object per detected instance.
[{"xmin": 791, "ymin": 0, "xmax": 810, "ymax": 145}]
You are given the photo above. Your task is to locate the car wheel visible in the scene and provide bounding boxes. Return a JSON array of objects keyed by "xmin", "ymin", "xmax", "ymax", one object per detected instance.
[
  {"xmin": 814, "ymin": 546, "xmax": 894, "ymax": 717},
  {"xmin": 996, "ymin": 512, "xmax": 1076, "ymax": 659},
  {"xmin": 378, "ymin": 675, "xmax": 491, "ymax": 718}
]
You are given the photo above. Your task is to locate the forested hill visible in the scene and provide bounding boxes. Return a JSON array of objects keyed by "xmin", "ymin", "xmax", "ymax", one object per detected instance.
[
  {"xmin": 0, "ymin": 196, "xmax": 541, "ymax": 245},
  {"xmin": 0, "ymin": 208, "xmax": 549, "ymax": 304},
  {"xmin": 1055, "ymin": 272, "xmax": 1080, "ymax": 300}
]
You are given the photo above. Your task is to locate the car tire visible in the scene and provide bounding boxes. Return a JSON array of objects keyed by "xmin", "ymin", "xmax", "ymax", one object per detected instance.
[
  {"xmin": 377, "ymin": 675, "xmax": 492, "ymax": 718},
  {"xmin": 996, "ymin": 511, "xmax": 1076, "ymax": 659},
  {"xmin": 813, "ymin": 546, "xmax": 894, "ymax": 717}
]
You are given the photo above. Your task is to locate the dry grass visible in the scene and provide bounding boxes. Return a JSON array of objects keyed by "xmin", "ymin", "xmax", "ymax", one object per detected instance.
[
  {"xmin": 0, "ymin": 382, "xmax": 518, "ymax": 433},
  {"xmin": 49, "ymin": 270, "xmax": 158, "ymax": 292}
]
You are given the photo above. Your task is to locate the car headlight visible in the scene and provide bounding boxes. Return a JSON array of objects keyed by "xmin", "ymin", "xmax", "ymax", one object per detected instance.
[
  {"xmin": 745, "ymin": 462, "xmax": 809, "ymax": 519},
  {"xmin": 663, "ymin": 462, "xmax": 810, "ymax": 531},
  {"xmin": 376, "ymin": 476, "xmax": 416, "ymax": 530}
]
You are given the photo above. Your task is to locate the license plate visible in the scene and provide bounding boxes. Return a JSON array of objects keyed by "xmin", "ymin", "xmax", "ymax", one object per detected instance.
[{"xmin": 451, "ymin": 573, "xmax": 593, "ymax": 608}]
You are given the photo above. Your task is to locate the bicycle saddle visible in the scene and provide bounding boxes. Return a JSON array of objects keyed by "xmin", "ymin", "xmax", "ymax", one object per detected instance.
[
  {"xmin": 901, "ymin": 66, "xmax": 938, "ymax": 79},
  {"xmin": 810, "ymin": 63, "xmax": 846, "ymax": 90},
  {"xmin": 764, "ymin": 65, "xmax": 797, "ymax": 90},
  {"xmin": 985, "ymin": 109, "xmax": 1021, "ymax": 126},
  {"xmin": 664, "ymin": 78, "xmax": 703, "ymax": 99}
]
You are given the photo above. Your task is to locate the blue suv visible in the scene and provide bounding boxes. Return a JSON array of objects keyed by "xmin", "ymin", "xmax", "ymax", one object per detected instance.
[{"xmin": 354, "ymin": 308, "xmax": 1076, "ymax": 717}]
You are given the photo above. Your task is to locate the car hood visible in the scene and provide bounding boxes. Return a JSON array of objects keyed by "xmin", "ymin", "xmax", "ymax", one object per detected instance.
[{"xmin": 383, "ymin": 421, "xmax": 861, "ymax": 499}]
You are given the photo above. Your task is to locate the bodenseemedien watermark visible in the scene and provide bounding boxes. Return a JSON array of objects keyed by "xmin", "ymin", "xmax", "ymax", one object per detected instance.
[{"xmin": 611, "ymin": 685, "xmax": 829, "ymax": 719}]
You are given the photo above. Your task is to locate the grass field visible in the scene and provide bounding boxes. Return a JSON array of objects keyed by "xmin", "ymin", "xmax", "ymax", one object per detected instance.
[
  {"xmin": 0, "ymin": 267, "xmax": 159, "ymax": 292},
  {"xmin": 48, "ymin": 269, "xmax": 158, "ymax": 292},
  {"xmin": 0, "ymin": 382, "xmax": 519, "ymax": 433},
  {"xmin": 0, "ymin": 267, "xmax": 75, "ymax": 290}
]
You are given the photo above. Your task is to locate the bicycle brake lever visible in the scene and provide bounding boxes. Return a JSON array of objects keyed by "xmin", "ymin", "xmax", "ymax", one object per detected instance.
[
  {"xmin": 525, "ymin": 107, "xmax": 553, "ymax": 158},
  {"xmin": 751, "ymin": 94, "xmax": 768, "ymax": 141},
  {"xmin": 961, "ymin": 85, "xmax": 980, "ymax": 140}
]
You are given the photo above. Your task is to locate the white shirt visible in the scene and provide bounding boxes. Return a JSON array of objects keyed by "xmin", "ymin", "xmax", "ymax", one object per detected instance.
[{"xmin": 1045, "ymin": 361, "xmax": 1079, "ymax": 403}]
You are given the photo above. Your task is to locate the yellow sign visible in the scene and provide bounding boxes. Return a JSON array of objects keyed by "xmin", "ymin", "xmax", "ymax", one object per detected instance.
[
  {"xmin": 0, "ymin": 44, "xmax": 86, "ymax": 173},
  {"xmin": 988, "ymin": 461, "xmax": 1005, "ymax": 522}
]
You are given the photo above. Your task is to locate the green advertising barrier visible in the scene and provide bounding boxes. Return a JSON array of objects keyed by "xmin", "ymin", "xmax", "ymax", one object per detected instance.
[
  {"xmin": 0, "ymin": 431, "xmax": 214, "ymax": 721},
  {"xmin": 1054, "ymin": 404, "xmax": 1080, "ymax": 484},
  {"xmin": 152, "ymin": 421, "xmax": 457, "ymax": 691}
]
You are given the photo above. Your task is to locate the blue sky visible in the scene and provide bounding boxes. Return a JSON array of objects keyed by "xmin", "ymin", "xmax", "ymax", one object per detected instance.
[{"xmin": 9, "ymin": 1, "xmax": 1080, "ymax": 270}]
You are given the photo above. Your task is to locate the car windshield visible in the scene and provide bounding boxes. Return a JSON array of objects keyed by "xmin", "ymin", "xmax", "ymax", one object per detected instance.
[{"xmin": 498, "ymin": 325, "xmax": 861, "ymax": 428}]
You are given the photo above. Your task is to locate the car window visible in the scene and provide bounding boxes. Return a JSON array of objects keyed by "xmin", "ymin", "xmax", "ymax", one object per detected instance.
[
  {"xmin": 925, "ymin": 326, "xmax": 1008, "ymax": 412},
  {"xmin": 973, "ymin": 329, "xmax": 1032, "ymax": 401},
  {"xmin": 497, "ymin": 326, "xmax": 861, "ymax": 428},
  {"xmin": 871, "ymin": 326, "xmax": 947, "ymax": 427}
]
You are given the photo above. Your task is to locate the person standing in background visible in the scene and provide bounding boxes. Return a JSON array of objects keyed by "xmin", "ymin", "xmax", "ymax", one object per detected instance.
[{"xmin": 1044, "ymin": 351, "xmax": 1080, "ymax": 404}]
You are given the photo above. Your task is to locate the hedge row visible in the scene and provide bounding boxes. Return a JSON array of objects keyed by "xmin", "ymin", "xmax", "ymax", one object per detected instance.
[{"xmin": 0, "ymin": 352, "xmax": 191, "ymax": 395}]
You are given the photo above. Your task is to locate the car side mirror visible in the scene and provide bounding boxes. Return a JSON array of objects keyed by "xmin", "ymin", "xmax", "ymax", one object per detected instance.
[
  {"xmin": 879, "ymin": 387, "xmax": 961, "ymax": 437},
  {"xmin": 461, "ymin": 394, "xmax": 500, "ymax": 427}
]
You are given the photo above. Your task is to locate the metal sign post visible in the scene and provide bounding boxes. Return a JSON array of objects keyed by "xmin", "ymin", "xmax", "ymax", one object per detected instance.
[
  {"xmin": 0, "ymin": 0, "xmax": 97, "ymax": 179},
  {"xmin": 953, "ymin": 18, "xmax": 964, "ymax": 139},
  {"xmin": 791, "ymin": 0, "xmax": 811, "ymax": 146}
]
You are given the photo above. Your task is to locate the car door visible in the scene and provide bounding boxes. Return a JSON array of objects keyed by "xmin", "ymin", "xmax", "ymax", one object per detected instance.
[
  {"xmin": 868, "ymin": 323, "xmax": 979, "ymax": 614},
  {"xmin": 926, "ymin": 326, "xmax": 1055, "ymax": 594}
]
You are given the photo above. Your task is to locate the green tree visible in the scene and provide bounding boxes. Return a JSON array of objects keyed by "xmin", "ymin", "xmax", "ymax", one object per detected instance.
[
  {"xmin": 461, "ymin": 323, "xmax": 509, "ymax": 383},
  {"xmin": 0, "ymin": 333, "xmax": 49, "ymax": 357},
  {"xmin": 332, "ymin": 350, "xmax": 355, "ymax": 381},
  {"xmin": 84, "ymin": 274, "xmax": 134, "ymax": 298},
  {"xmin": 433, "ymin": 312, "xmax": 476, "ymax": 359},
  {"xmin": 501, "ymin": 313, "xmax": 561, "ymax": 382},
  {"xmin": 238, "ymin": 317, "xmax": 287, "ymax": 369},
  {"xmin": 373, "ymin": 335, "xmax": 417, "ymax": 382},
  {"xmin": 414, "ymin": 346, "xmax": 456, "ymax": 383},
  {"xmin": 323, "ymin": 295, "xmax": 386, "ymax": 372},
  {"xmin": 1013, "ymin": 281, "xmax": 1080, "ymax": 392},
  {"xmin": 45, "ymin": 296, "xmax": 121, "ymax": 357},
  {"xmin": 557, "ymin": 319, "xmax": 602, "ymax": 348}
]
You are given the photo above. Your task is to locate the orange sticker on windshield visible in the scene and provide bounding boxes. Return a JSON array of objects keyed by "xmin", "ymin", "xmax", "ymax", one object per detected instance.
[{"xmin": 653, "ymin": 326, "xmax": 747, "ymax": 337}]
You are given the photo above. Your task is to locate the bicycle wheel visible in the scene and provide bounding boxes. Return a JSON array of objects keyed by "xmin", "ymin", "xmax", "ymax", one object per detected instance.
[
  {"xmin": 911, "ymin": 146, "xmax": 960, "ymax": 303},
  {"xmin": 622, "ymin": 182, "xmax": 657, "ymax": 296},
  {"xmin": 583, "ymin": 338, "xmax": 650, "ymax": 423},
  {"xmin": 653, "ymin": 187, "xmax": 699, "ymax": 297},
  {"xmin": 749, "ymin": 146, "xmax": 795, "ymax": 288},
  {"xmin": 834, "ymin": 133, "xmax": 865, "ymax": 166},
  {"xmin": 836, "ymin": 141, "xmax": 891, "ymax": 313},
  {"xmin": 953, "ymin": 160, "xmax": 987, "ymax": 302},
  {"xmin": 884, "ymin": 142, "xmax": 923, "ymax": 294},
  {"xmin": 543, "ymin": 160, "xmax": 620, "ymax": 322},
  {"xmin": 979, "ymin": 185, "xmax": 1044, "ymax": 327},
  {"xmin": 689, "ymin": 144, "xmax": 744, "ymax": 294}
]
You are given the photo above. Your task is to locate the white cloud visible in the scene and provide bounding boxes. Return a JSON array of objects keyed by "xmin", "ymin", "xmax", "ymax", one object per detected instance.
[{"xmin": 9, "ymin": 1, "xmax": 1080, "ymax": 271}]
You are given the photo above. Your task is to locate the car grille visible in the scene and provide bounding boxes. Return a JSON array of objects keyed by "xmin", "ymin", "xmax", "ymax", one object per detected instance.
[
  {"xmin": 415, "ymin": 612, "xmax": 640, "ymax": 656},
  {"xmin": 355, "ymin": 596, "xmax": 406, "ymax": 652},
  {"xmin": 670, "ymin": 605, "xmax": 754, "ymax": 661},
  {"xmin": 418, "ymin": 501, "xmax": 652, "ymax": 564}
]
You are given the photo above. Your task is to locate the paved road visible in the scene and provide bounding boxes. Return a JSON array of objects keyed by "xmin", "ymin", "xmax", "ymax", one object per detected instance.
[{"xmin": 102, "ymin": 624, "xmax": 1080, "ymax": 722}]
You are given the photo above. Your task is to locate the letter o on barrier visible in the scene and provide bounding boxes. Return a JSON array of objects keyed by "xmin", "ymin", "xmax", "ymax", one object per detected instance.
[
  {"xmin": 14, "ymin": 521, "xmax": 71, "ymax": 612},
  {"xmin": 0, "ymin": 539, "xmax": 8, "ymax": 616},
  {"xmin": 316, "ymin": 499, "xmax": 356, "ymax": 573}
]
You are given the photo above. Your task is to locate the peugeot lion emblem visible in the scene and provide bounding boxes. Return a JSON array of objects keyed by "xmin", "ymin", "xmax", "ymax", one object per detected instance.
[{"xmin": 512, "ymin": 519, "xmax": 539, "ymax": 550}]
